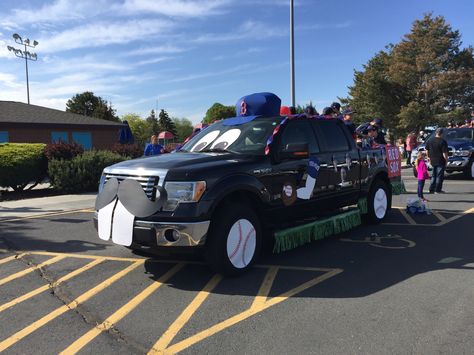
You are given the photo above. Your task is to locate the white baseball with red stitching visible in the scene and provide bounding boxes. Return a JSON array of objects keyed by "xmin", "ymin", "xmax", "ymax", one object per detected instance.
[
  {"xmin": 226, "ymin": 219, "xmax": 256, "ymax": 269},
  {"xmin": 374, "ymin": 188, "xmax": 387, "ymax": 219}
]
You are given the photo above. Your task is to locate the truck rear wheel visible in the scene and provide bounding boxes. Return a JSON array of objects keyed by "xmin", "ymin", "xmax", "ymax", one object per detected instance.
[
  {"xmin": 366, "ymin": 180, "xmax": 390, "ymax": 224},
  {"xmin": 205, "ymin": 203, "xmax": 262, "ymax": 276}
]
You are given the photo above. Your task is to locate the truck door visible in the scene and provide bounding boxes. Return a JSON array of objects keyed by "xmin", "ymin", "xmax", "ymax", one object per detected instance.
[
  {"xmin": 270, "ymin": 120, "xmax": 328, "ymax": 219},
  {"xmin": 311, "ymin": 120, "xmax": 360, "ymax": 206}
]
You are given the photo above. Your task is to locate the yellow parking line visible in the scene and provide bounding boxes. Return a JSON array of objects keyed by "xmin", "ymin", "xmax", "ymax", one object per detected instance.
[
  {"xmin": 0, "ymin": 258, "xmax": 104, "ymax": 314},
  {"xmin": 60, "ymin": 263, "xmax": 184, "ymax": 355},
  {"xmin": 250, "ymin": 267, "xmax": 278, "ymax": 310},
  {"xmin": 0, "ymin": 255, "xmax": 66, "ymax": 286},
  {"xmin": 0, "ymin": 209, "xmax": 94, "ymax": 223},
  {"xmin": 25, "ymin": 251, "xmax": 143, "ymax": 262},
  {"xmin": 0, "ymin": 253, "xmax": 26, "ymax": 265},
  {"xmin": 0, "ymin": 260, "xmax": 143, "ymax": 352},
  {"xmin": 165, "ymin": 268, "xmax": 343, "ymax": 354},
  {"xmin": 148, "ymin": 273, "xmax": 222, "ymax": 354},
  {"xmin": 399, "ymin": 209, "xmax": 417, "ymax": 225}
]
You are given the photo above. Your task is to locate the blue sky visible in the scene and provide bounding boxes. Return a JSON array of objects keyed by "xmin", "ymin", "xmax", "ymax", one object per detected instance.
[{"xmin": 1, "ymin": 0, "xmax": 473, "ymax": 123}]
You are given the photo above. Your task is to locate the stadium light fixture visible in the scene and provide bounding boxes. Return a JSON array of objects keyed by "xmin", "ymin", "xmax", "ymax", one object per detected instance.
[{"xmin": 7, "ymin": 33, "xmax": 39, "ymax": 104}]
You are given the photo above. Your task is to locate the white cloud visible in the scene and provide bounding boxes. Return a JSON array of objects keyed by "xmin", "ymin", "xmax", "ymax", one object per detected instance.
[
  {"xmin": 36, "ymin": 19, "xmax": 174, "ymax": 53},
  {"xmin": 166, "ymin": 63, "xmax": 253, "ymax": 83},
  {"xmin": 125, "ymin": 44, "xmax": 188, "ymax": 56},
  {"xmin": 0, "ymin": 0, "xmax": 109, "ymax": 27},
  {"xmin": 117, "ymin": 0, "xmax": 231, "ymax": 17},
  {"xmin": 296, "ymin": 21, "xmax": 352, "ymax": 31},
  {"xmin": 192, "ymin": 20, "xmax": 285, "ymax": 43},
  {"xmin": 136, "ymin": 57, "xmax": 173, "ymax": 66}
]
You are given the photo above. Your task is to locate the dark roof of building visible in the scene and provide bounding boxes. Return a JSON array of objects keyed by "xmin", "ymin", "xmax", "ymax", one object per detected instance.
[{"xmin": 0, "ymin": 101, "xmax": 124, "ymax": 126}]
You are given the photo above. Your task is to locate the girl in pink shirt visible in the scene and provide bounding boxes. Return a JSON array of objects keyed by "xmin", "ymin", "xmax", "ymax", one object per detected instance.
[{"xmin": 416, "ymin": 151, "xmax": 430, "ymax": 201}]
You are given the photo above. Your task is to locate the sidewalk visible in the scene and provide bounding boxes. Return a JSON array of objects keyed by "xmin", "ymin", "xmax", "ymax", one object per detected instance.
[{"xmin": 0, "ymin": 193, "xmax": 96, "ymax": 221}]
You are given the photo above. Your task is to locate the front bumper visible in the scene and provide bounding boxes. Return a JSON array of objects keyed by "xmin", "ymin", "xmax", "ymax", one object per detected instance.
[
  {"xmin": 446, "ymin": 156, "xmax": 470, "ymax": 171},
  {"xmin": 93, "ymin": 215, "xmax": 210, "ymax": 247}
]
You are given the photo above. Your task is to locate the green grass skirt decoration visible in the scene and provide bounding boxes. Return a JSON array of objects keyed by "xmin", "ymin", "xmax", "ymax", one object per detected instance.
[
  {"xmin": 391, "ymin": 180, "xmax": 406, "ymax": 195},
  {"xmin": 273, "ymin": 209, "xmax": 362, "ymax": 253},
  {"xmin": 357, "ymin": 198, "xmax": 368, "ymax": 215}
]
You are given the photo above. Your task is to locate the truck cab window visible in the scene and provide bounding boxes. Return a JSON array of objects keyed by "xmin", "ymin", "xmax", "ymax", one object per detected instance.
[
  {"xmin": 313, "ymin": 121, "xmax": 350, "ymax": 152},
  {"xmin": 279, "ymin": 121, "xmax": 319, "ymax": 154}
]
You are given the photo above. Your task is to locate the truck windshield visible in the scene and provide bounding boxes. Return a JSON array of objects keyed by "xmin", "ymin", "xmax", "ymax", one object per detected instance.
[{"xmin": 179, "ymin": 117, "xmax": 282, "ymax": 155}]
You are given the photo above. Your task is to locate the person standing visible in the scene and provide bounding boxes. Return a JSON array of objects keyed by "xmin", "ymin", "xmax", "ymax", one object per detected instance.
[
  {"xmin": 415, "ymin": 151, "xmax": 430, "ymax": 201},
  {"xmin": 405, "ymin": 132, "xmax": 417, "ymax": 166},
  {"xmin": 144, "ymin": 134, "xmax": 164, "ymax": 156},
  {"xmin": 426, "ymin": 128, "xmax": 449, "ymax": 194}
]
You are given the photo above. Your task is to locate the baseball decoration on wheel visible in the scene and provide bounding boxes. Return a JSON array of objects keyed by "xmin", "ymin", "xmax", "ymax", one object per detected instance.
[
  {"xmin": 374, "ymin": 188, "xmax": 388, "ymax": 219},
  {"xmin": 226, "ymin": 219, "xmax": 257, "ymax": 269}
]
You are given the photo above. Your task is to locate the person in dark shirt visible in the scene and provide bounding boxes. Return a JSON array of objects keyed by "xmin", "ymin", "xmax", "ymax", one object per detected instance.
[
  {"xmin": 144, "ymin": 135, "xmax": 164, "ymax": 156},
  {"xmin": 341, "ymin": 109, "xmax": 356, "ymax": 137},
  {"xmin": 426, "ymin": 128, "xmax": 449, "ymax": 193},
  {"xmin": 370, "ymin": 118, "xmax": 387, "ymax": 145}
]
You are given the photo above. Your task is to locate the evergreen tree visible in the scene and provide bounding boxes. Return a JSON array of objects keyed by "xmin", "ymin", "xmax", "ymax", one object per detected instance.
[
  {"xmin": 343, "ymin": 13, "xmax": 474, "ymax": 134},
  {"xmin": 146, "ymin": 109, "xmax": 160, "ymax": 134},
  {"xmin": 158, "ymin": 109, "xmax": 177, "ymax": 136},
  {"xmin": 66, "ymin": 91, "xmax": 119, "ymax": 122},
  {"xmin": 203, "ymin": 103, "xmax": 235, "ymax": 124}
]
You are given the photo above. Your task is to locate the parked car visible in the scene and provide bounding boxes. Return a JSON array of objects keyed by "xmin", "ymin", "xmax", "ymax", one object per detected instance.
[
  {"xmin": 411, "ymin": 128, "xmax": 474, "ymax": 179},
  {"xmin": 94, "ymin": 93, "xmax": 400, "ymax": 275}
]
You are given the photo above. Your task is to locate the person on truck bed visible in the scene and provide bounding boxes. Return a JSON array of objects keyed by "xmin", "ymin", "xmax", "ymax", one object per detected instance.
[
  {"xmin": 322, "ymin": 106, "xmax": 335, "ymax": 119},
  {"xmin": 370, "ymin": 118, "xmax": 387, "ymax": 145},
  {"xmin": 362, "ymin": 125, "xmax": 378, "ymax": 149},
  {"xmin": 341, "ymin": 109, "xmax": 356, "ymax": 138},
  {"xmin": 331, "ymin": 102, "xmax": 341, "ymax": 116}
]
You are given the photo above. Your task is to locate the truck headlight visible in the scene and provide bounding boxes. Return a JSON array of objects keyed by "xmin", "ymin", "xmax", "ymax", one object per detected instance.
[
  {"xmin": 163, "ymin": 181, "xmax": 206, "ymax": 211},
  {"xmin": 454, "ymin": 150, "xmax": 471, "ymax": 157}
]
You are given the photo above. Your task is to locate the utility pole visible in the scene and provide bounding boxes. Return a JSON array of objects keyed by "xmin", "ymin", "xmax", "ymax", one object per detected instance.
[
  {"xmin": 7, "ymin": 33, "xmax": 39, "ymax": 104},
  {"xmin": 290, "ymin": 0, "xmax": 296, "ymax": 107}
]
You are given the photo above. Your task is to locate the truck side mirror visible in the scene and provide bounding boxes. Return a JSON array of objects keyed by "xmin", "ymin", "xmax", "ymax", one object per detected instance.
[{"xmin": 279, "ymin": 143, "xmax": 309, "ymax": 160}]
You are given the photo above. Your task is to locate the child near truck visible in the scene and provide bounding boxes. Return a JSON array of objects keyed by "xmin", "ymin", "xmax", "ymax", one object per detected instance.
[{"xmin": 415, "ymin": 151, "xmax": 430, "ymax": 201}]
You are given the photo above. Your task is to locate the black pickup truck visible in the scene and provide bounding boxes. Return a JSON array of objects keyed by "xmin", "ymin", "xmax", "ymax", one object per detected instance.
[{"xmin": 94, "ymin": 93, "xmax": 399, "ymax": 275}]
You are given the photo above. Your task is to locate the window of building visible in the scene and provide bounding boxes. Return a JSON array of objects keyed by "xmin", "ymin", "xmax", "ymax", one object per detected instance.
[
  {"xmin": 0, "ymin": 131, "xmax": 9, "ymax": 143},
  {"xmin": 72, "ymin": 132, "xmax": 92, "ymax": 150},
  {"xmin": 51, "ymin": 131, "xmax": 69, "ymax": 143},
  {"xmin": 313, "ymin": 121, "xmax": 350, "ymax": 152}
]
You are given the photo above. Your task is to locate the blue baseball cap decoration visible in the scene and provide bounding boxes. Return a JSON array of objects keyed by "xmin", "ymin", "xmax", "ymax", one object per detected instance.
[{"xmin": 224, "ymin": 92, "xmax": 281, "ymax": 126}]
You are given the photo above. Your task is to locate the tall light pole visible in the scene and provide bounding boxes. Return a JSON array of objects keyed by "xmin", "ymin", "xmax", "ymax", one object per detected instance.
[
  {"xmin": 290, "ymin": 0, "xmax": 296, "ymax": 107},
  {"xmin": 7, "ymin": 33, "xmax": 39, "ymax": 104}
]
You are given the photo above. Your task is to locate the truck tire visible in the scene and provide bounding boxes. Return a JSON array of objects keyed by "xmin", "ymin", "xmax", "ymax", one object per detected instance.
[
  {"xmin": 366, "ymin": 180, "xmax": 390, "ymax": 224},
  {"xmin": 205, "ymin": 203, "xmax": 262, "ymax": 276},
  {"xmin": 464, "ymin": 159, "xmax": 474, "ymax": 180}
]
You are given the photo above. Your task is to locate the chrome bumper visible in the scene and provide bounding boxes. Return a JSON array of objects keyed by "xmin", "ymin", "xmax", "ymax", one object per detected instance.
[
  {"xmin": 134, "ymin": 220, "xmax": 210, "ymax": 247},
  {"xmin": 447, "ymin": 157, "xmax": 469, "ymax": 169}
]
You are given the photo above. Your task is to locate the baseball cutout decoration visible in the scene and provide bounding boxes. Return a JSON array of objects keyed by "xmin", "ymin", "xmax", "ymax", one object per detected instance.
[
  {"xmin": 346, "ymin": 154, "xmax": 351, "ymax": 170},
  {"xmin": 282, "ymin": 182, "xmax": 297, "ymax": 206},
  {"xmin": 374, "ymin": 188, "xmax": 388, "ymax": 219},
  {"xmin": 366, "ymin": 154, "xmax": 371, "ymax": 168},
  {"xmin": 332, "ymin": 156, "xmax": 338, "ymax": 172},
  {"xmin": 226, "ymin": 219, "xmax": 256, "ymax": 269},
  {"xmin": 297, "ymin": 155, "xmax": 320, "ymax": 200},
  {"xmin": 374, "ymin": 153, "xmax": 379, "ymax": 165}
]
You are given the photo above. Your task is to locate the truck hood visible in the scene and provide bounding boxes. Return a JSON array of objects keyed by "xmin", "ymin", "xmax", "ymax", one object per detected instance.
[
  {"xmin": 104, "ymin": 152, "xmax": 257, "ymax": 173},
  {"xmin": 446, "ymin": 139, "xmax": 473, "ymax": 150}
]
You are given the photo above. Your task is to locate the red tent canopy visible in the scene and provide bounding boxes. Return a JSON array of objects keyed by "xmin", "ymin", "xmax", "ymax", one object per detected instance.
[{"xmin": 158, "ymin": 131, "xmax": 174, "ymax": 139}]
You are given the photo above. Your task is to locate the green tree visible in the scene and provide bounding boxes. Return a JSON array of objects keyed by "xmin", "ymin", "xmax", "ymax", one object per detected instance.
[
  {"xmin": 122, "ymin": 113, "xmax": 152, "ymax": 147},
  {"xmin": 158, "ymin": 109, "xmax": 177, "ymax": 136},
  {"xmin": 66, "ymin": 91, "xmax": 119, "ymax": 121},
  {"xmin": 203, "ymin": 103, "xmax": 235, "ymax": 124},
  {"xmin": 146, "ymin": 109, "xmax": 159, "ymax": 134},
  {"xmin": 343, "ymin": 13, "xmax": 474, "ymax": 134},
  {"xmin": 172, "ymin": 118, "xmax": 194, "ymax": 142}
]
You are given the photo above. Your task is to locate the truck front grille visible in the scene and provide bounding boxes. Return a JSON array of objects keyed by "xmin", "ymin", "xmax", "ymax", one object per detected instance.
[{"xmin": 104, "ymin": 173, "xmax": 158, "ymax": 199}]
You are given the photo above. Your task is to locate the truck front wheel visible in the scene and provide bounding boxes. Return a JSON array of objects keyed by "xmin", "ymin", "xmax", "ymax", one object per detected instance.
[
  {"xmin": 205, "ymin": 203, "xmax": 262, "ymax": 276},
  {"xmin": 366, "ymin": 180, "xmax": 390, "ymax": 224}
]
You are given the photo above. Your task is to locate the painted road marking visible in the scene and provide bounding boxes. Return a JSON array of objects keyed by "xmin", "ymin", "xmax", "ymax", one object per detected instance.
[
  {"xmin": 0, "ymin": 261, "xmax": 143, "ymax": 352},
  {"xmin": 163, "ymin": 268, "xmax": 343, "ymax": 354},
  {"xmin": 0, "ymin": 258, "xmax": 104, "ymax": 314},
  {"xmin": 340, "ymin": 234, "xmax": 416, "ymax": 249},
  {"xmin": 383, "ymin": 206, "xmax": 474, "ymax": 227},
  {"xmin": 0, "ymin": 250, "xmax": 343, "ymax": 353},
  {"xmin": 0, "ymin": 253, "xmax": 26, "ymax": 265},
  {"xmin": 60, "ymin": 263, "xmax": 185, "ymax": 355},
  {"xmin": 0, "ymin": 209, "xmax": 94, "ymax": 223},
  {"xmin": 148, "ymin": 273, "xmax": 223, "ymax": 353},
  {"xmin": 0, "ymin": 255, "xmax": 66, "ymax": 286}
]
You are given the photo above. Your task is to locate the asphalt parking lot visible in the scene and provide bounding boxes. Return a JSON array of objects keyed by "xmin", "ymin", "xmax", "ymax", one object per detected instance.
[{"xmin": 0, "ymin": 170, "xmax": 473, "ymax": 354}]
